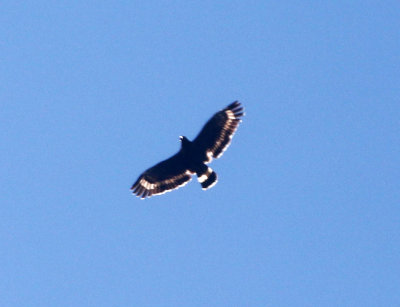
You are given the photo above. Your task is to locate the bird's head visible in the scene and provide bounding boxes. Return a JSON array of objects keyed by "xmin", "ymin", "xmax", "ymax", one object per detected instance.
[{"xmin": 179, "ymin": 136, "xmax": 191, "ymax": 147}]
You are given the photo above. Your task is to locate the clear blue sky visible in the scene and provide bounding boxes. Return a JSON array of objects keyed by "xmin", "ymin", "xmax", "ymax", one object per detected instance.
[{"xmin": 1, "ymin": 1, "xmax": 399, "ymax": 306}]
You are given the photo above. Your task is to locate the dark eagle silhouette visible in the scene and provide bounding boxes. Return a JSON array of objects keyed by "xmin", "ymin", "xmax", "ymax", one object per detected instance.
[{"xmin": 131, "ymin": 101, "xmax": 244, "ymax": 199}]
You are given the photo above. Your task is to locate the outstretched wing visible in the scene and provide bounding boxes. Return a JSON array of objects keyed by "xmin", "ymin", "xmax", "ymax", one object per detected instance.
[
  {"xmin": 131, "ymin": 153, "xmax": 193, "ymax": 199},
  {"xmin": 193, "ymin": 101, "xmax": 244, "ymax": 162}
]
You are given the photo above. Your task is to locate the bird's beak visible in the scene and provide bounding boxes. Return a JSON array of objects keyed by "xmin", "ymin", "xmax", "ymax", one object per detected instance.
[{"xmin": 179, "ymin": 136, "xmax": 183, "ymax": 141}]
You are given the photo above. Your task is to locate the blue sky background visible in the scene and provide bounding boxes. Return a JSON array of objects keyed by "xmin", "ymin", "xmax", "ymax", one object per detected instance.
[{"xmin": 1, "ymin": 1, "xmax": 399, "ymax": 306}]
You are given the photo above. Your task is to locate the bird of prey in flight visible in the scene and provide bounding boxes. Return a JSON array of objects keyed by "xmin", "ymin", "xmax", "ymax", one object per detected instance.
[{"xmin": 131, "ymin": 101, "xmax": 244, "ymax": 199}]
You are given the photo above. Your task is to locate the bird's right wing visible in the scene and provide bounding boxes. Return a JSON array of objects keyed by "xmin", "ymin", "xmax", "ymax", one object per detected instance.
[{"xmin": 131, "ymin": 153, "xmax": 193, "ymax": 199}]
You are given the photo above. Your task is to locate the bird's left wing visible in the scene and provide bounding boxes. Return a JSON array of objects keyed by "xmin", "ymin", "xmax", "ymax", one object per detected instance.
[
  {"xmin": 131, "ymin": 152, "xmax": 193, "ymax": 199},
  {"xmin": 193, "ymin": 101, "xmax": 244, "ymax": 161}
]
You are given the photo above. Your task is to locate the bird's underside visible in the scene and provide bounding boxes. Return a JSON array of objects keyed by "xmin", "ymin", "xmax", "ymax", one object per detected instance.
[{"xmin": 131, "ymin": 101, "xmax": 244, "ymax": 199}]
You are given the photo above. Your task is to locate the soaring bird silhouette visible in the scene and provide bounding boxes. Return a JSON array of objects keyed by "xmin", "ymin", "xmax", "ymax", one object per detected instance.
[{"xmin": 131, "ymin": 101, "xmax": 244, "ymax": 199}]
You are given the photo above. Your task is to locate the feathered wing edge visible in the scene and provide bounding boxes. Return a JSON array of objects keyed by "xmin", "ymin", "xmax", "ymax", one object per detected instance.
[
  {"xmin": 205, "ymin": 101, "xmax": 245, "ymax": 161},
  {"xmin": 131, "ymin": 170, "xmax": 194, "ymax": 199}
]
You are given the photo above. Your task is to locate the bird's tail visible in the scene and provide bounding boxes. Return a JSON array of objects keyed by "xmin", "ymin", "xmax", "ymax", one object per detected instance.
[{"xmin": 196, "ymin": 164, "xmax": 218, "ymax": 190}]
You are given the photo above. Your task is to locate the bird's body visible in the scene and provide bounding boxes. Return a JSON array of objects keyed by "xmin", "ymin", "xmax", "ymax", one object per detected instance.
[
  {"xmin": 177, "ymin": 136, "xmax": 218, "ymax": 190},
  {"xmin": 131, "ymin": 101, "xmax": 244, "ymax": 199}
]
